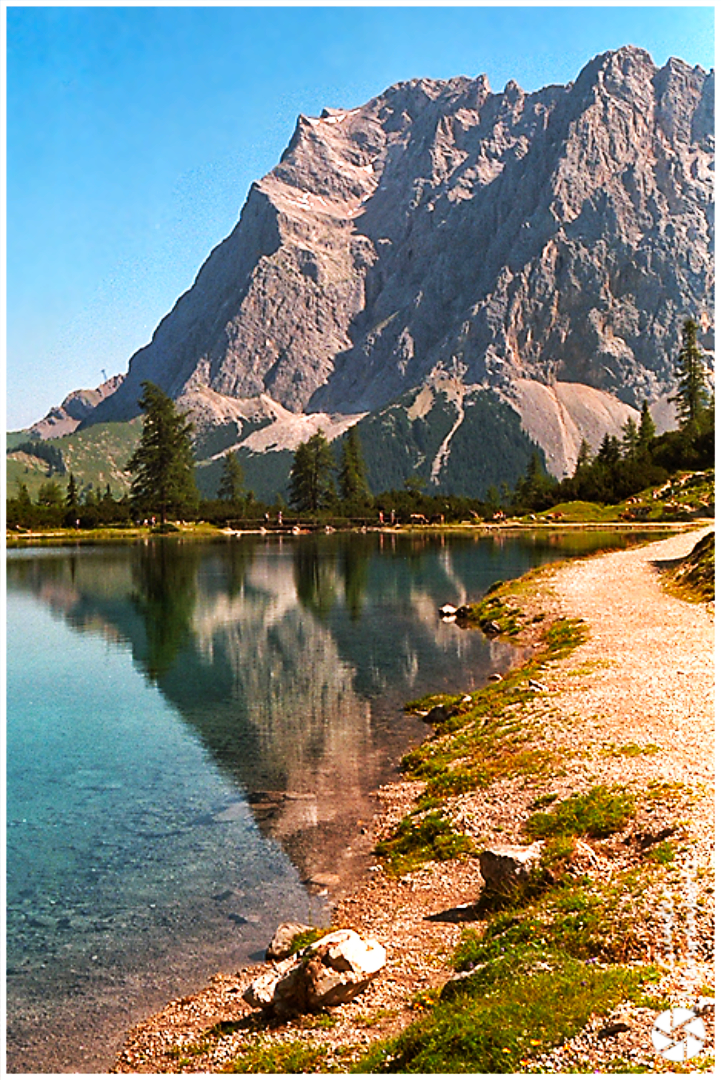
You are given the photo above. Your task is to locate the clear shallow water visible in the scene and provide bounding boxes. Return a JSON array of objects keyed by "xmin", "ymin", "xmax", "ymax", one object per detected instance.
[{"xmin": 6, "ymin": 530, "xmax": 660, "ymax": 1072}]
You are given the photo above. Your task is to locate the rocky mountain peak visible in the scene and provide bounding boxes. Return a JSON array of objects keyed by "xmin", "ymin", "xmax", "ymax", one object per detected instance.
[{"xmin": 33, "ymin": 46, "xmax": 712, "ymax": 492}]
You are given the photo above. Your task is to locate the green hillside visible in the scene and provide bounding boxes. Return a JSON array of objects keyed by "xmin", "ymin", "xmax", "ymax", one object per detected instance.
[
  {"xmin": 6, "ymin": 389, "xmax": 546, "ymax": 507},
  {"xmin": 6, "ymin": 419, "xmax": 142, "ymax": 500},
  {"xmin": 195, "ymin": 447, "xmax": 294, "ymax": 504},
  {"xmin": 355, "ymin": 387, "xmax": 546, "ymax": 497}
]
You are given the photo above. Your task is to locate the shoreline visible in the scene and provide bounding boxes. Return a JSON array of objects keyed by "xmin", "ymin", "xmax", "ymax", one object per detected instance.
[
  {"xmin": 114, "ymin": 525, "xmax": 714, "ymax": 1074},
  {"xmin": 5, "ymin": 518, "xmax": 704, "ymax": 549}
]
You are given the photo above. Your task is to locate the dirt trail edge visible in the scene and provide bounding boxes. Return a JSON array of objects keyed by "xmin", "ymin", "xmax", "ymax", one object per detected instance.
[{"xmin": 115, "ymin": 527, "xmax": 714, "ymax": 1074}]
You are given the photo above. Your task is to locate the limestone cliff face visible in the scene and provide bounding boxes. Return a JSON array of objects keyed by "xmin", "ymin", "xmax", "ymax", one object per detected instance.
[{"xmin": 59, "ymin": 46, "xmax": 712, "ymax": 484}]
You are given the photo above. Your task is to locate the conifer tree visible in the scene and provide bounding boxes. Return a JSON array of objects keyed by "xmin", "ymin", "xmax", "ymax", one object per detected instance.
[
  {"xmin": 638, "ymin": 401, "xmax": 656, "ymax": 451},
  {"xmin": 596, "ymin": 433, "xmax": 621, "ymax": 465},
  {"xmin": 64, "ymin": 472, "xmax": 80, "ymax": 526},
  {"xmin": 289, "ymin": 430, "xmax": 336, "ymax": 512},
  {"xmin": 669, "ymin": 318, "xmax": 709, "ymax": 431},
  {"xmin": 127, "ymin": 382, "xmax": 198, "ymax": 523},
  {"xmin": 574, "ymin": 439, "xmax": 592, "ymax": 474},
  {"xmin": 38, "ymin": 479, "xmax": 63, "ymax": 507},
  {"xmin": 65, "ymin": 473, "xmax": 79, "ymax": 510},
  {"xmin": 16, "ymin": 481, "xmax": 32, "ymax": 511},
  {"xmin": 515, "ymin": 450, "xmax": 554, "ymax": 510},
  {"xmin": 218, "ymin": 451, "xmax": 245, "ymax": 504},
  {"xmin": 338, "ymin": 427, "xmax": 372, "ymax": 508},
  {"xmin": 621, "ymin": 418, "xmax": 639, "ymax": 460}
]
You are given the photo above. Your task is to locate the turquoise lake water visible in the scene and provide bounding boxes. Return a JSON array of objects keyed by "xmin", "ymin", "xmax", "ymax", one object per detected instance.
[{"xmin": 6, "ymin": 530, "xmax": 660, "ymax": 1072}]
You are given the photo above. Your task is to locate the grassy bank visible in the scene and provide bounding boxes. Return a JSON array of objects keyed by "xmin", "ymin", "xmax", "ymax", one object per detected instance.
[
  {"xmin": 6, "ymin": 517, "xmax": 699, "ymax": 550},
  {"xmin": 658, "ymin": 530, "xmax": 715, "ymax": 603},
  {"xmin": 5, "ymin": 522, "xmax": 230, "ymax": 547}
]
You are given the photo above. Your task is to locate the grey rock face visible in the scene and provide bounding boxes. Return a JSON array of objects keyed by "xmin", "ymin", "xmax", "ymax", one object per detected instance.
[
  {"xmin": 45, "ymin": 46, "xmax": 709, "ymax": 490},
  {"xmin": 87, "ymin": 46, "xmax": 712, "ymax": 434}
]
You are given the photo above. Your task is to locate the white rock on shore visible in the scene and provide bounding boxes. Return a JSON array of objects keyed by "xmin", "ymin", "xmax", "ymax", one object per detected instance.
[{"xmin": 243, "ymin": 928, "xmax": 386, "ymax": 1016}]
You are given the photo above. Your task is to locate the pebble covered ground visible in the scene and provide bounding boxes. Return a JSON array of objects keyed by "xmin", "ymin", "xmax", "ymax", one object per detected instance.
[{"xmin": 114, "ymin": 527, "xmax": 714, "ymax": 1074}]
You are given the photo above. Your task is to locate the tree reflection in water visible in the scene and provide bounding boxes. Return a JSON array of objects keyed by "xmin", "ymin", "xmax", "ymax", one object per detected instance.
[
  {"xmin": 130, "ymin": 541, "xmax": 201, "ymax": 681},
  {"xmin": 339, "ymin": 534, "xmax": 372, "ymax": 622},
  {"xmin": 293, "ymin": 538, "xmax": 339, "ymax": 620}
]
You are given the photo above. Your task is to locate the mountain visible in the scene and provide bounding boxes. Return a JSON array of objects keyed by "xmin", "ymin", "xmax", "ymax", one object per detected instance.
[
  {"xmin": 26, "ymin": 46, "xmax": 714, "ymax": 497},
  {"xmin": 29, "ymin": 375, "xmax": 125, "ymax": 440}
]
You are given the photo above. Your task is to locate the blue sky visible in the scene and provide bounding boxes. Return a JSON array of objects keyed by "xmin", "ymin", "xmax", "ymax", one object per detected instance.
[{"xmin": 6, "ymin": 4, "xmax": 715, "ymax": 430}]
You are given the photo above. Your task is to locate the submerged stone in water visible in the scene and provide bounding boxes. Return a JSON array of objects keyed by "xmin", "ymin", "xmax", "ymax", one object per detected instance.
[{"xmin": 213, "ymin": 803, "xmax": 250, "ymax": 822}]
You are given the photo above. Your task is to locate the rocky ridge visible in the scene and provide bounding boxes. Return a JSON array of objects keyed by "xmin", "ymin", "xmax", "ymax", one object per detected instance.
[
  {"xmin": 30, "ymin": 374, "xmax": 125, "ymax": 439},
  {"xmin": 31, "ymin": 46, "xmax": 714, "ymax": 491}
]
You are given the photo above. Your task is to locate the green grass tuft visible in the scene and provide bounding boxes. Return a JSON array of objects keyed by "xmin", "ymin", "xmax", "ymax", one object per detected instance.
[
  {"xmin": 643, "ymin": 840, "xmax": 676, "ymax": 866},
  {"xmin": 542, "ymin": 617, "xmax": 587, "ymax": 658},
  {"xmin": 224, "ymin": 1038, "xmax": 329, "ymax": 1073},
  {"xmin": 353, "ymin": 948, "xmax": 659, "ymax": 1074},
  {"xmin": 287, "ymin": 927, "xmax": 330, "ymax": 954},
  {"xmin": 525, "ymin": 785, "xmax": 634, "ymax": 840},
  {"xmin": 530, "ymin": 792, "xmax": 558, "ymax": 810},
  {"xmin": 374, "ymin": 811, "xmax": 476, "ymax": 876}
]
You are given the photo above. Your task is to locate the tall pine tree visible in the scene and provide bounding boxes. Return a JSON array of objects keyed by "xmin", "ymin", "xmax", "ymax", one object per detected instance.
[
  {"xmin": 289, "ymin": 430, "xmax": 336, "ymax": 512},
  {"xmin": 638, "ymin": 401, "xmax": 656, "ymax": 452},
  {"xmin": 218, "ymin": 451, "xmax": 245, "ymax": 505},
  {"xmin": 621, "ymin": 418, "xmax": 639, "ymax": 460},
  {"xmin": 338, "ymin": 427, "xmax": 372, "ymax": 509},
  {"xmin": 127, "ymin": 382, "xmax": 198, "ymax": 523},
  {"xmin": 669, "ymin": 318, "xmax": 709, "ymax": 431}
]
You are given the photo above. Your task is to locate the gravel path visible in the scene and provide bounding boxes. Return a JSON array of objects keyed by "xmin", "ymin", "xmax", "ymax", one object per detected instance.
[
  {"xmin": 526, "ymin": 526, "xmax": 715, "ymax": 1072},
  {"xmin": 550, "ymin": 527, "xmax": 714, "ymax": 790},
  {"xmin": 115, "ymin": 527, "xmax": 714, "ymax": 1074}
]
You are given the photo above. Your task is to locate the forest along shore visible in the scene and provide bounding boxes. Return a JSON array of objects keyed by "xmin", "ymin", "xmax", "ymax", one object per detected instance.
[{"xmin": 115, "ymin": 526, "xmax": 715, "ymax": 1074}]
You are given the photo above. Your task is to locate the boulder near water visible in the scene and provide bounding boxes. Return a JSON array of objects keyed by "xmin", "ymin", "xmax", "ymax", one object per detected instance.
[
  {"xmin": 265, "ymin": 921, "xmax": 315, "ymax": 961},
  {"xmin": 244, "ymin": 928, "xmax": 386, "ymax": 1016}
]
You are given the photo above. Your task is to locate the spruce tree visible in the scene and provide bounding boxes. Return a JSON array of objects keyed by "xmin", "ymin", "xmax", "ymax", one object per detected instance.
[
  {"xmin": 338, "ymin": 427, "xmax": 372, "ymax": 508},
  {"xmin": 574, "ymin": 439, "xmax": 592, "ymax": 474},
  {"xmin": 638, "ymin": 401, "xmax": 656, "ymax": 451},
  {"xmin": 65, "ymin": 473, "xmax": 79, "ymax": 510},
  {"xmin": 597, "ymin": 433, "xmax": 621, "ymax": 465},
  {"xmin": 218, "ymin": 451, "xmax": 245, "ymax": 504},
  {"xmin": 64, "ymin": 472, "xmax": 80, "ymax": 526},
  {"xmin": 127, "ymin": 382, "xmax": 198, "ymax": 524},
  {"xmin": 621, "ymin": 418, "xmax": 639, "ymax": 460},
  {"xmin": 16, "ymin": 481, "xmax": 32, "ymax": 511},
  {"xmin": 516, "ymin": 450, "xmax": 554, "ymax": 510},
  {"xmin": 289, "ymin": 430, "xmax": 336, "ymax": 512},
  {"xmin": 669, "ymin": 318, "xmax": 709, "ymax": 431}
]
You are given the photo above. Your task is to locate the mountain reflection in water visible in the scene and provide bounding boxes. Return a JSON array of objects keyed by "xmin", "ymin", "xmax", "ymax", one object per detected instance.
[
  {"xmin": 7, "ymin": 530, "xmax": 664, "ymax": 1072},
  {"xmin": 11, "ymin": 533, "xmax": 530, "ymax": 896}
]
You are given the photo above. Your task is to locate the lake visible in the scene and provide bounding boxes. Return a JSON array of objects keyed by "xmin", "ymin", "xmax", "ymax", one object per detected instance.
[{"xmin": 6, "ymin": 529, "xmax": 660, "ymax": 1072}]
